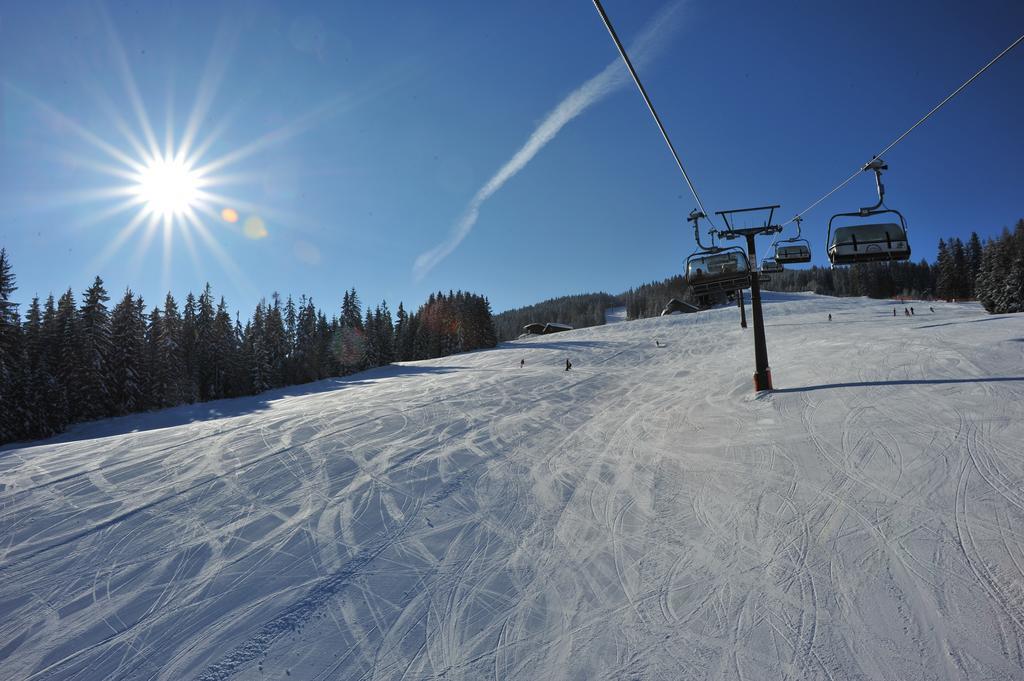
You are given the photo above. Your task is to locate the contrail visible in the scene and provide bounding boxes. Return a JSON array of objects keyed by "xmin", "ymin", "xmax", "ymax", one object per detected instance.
[{"xmin": 413, "ymin": 2, "xmax": 684, "ymax": 281}]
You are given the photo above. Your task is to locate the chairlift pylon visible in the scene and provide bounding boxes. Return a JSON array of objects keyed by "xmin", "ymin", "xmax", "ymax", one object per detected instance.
[{"xmin": 827, "ymin": 158, "xmax": 911, "ymax": 266}]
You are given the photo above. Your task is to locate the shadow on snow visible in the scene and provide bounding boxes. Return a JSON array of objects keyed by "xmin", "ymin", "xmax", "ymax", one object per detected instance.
[
  {"xmin": 1, "ymin": 363, "xmax": 464, "ymax": 453},
  {"xmin": 773, "ymin": 376, "xmax": 1024, "ymax": 394},
  {"xmin": 507, "ymin": 339, "xmax": 616, "ymax": 352},
  {"xmin": 915, "ymin": 317, "xmax": 1010, "ymax": 329}
]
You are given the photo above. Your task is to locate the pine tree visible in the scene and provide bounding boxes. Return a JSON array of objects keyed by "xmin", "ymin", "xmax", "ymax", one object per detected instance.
[
  {"xmin": 19, "ymin": 294, "xmax": 64, "ymax": 439},
  {"xmin": 394, "ymin": 302, "xmax": 410, "ymax": 361},
  {"xmin": 967, "ymin": 232, "xmax": 983, "ymax": 297},
  {"xmin": 1005, "ymin": 252, "xmax": 1024, "ymax": 314},
  {"xmin": 182, "ymin": 293, "xmax": 199, "ymax": 402},
  {"xmin": 146, "ymin": 306, "xmax": 167, "ymax": 408},
  {"xmin": 77, "ymin": 276, "xmax": 113, "ymax": 420},
  {"xmin": 0, "ymin": 249, "xmax": 25, "ymax": 442},
  {"xmin": 294, "ymin": 297, "xmax": 319, "ymax": 383},
  {"xmin": 52, "ymin": 289, "xmax": 78, "ymax": 426},
  {"xmin": 23, "ymin": 297, "xmax": 42, "ymax": 371},
  {"xmin": 232, "ymin": 312, "xmax": 248, "ymax": 392},
  {"xmin": 245, "ymin": 302, "xmax": 274, "ymax": 394},
  {"xmin": 212, "ymin": 296, "xmax": 238, "ymax": 397},
  {"xmin": 159, "ymin": 293, "xmax": 186, "ymax": 407},
  {"xmin": 935, "ymin": 239, "xmax": 954, "ymax": 301},
  {"xmin": 109, "ymin": 289, "xmax": 147, "ymax": 414},
  {"xmin": 377, "ymin": 301, "xmax": 395, "ymax": 365},
  {"xmin": 284, "ymin": 295, "xmax": 297, "ymax": 382},
  {"xmin": 951, "ymin": 238, "xmax": 970, "ymax": 300},
  {"xmin": 195, "ymin": 284, "xmax": 217, "ymax": 401},
  {"xmin": 264, "ymin": 294, "xmax": 288, "ymax": 387}
]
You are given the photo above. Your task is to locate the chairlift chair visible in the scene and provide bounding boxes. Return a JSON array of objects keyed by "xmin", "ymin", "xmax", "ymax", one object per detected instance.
[
  {"xmin": 826, "ymin": 158, "xmax": 912, "ymax": 266},
  {"xmin": 685, "ymin": 247, "xmax": 752, "ymax": 295},
  {"xmin": 775, "ymin": 242, "xmax": 812, "ymax": 264},
  {"xmin": 761, "ymin": 257, "xmax": 783, "ymax": 273},
  {"xmin": 773, "ymin": 217, "xmax": 812, "ymax": 264},
  {"xmin": 827, "ymin": 220, "xmax": 910, "ymax": 264}
]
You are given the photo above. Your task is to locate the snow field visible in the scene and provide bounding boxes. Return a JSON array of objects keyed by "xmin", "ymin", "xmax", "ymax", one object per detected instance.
[{"xmin": 1, "ymin": 293, "xmax": 1023, "ymax": 679}]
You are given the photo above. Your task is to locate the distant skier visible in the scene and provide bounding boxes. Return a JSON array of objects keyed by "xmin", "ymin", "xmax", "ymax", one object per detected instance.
[
  {"xmin": 565, "ymin": 358, "xmax": 572, "ymax": 371},
  {"xmin": 520, "ymin": 358, "xmax": 525, "ymax": 368},
  {"xmin": 893, "ymin": 308, "xmax": 897, "ymax": 317},
  {"xmin": 904, "ymin": 307, "xmax": 910, "ymax": 316},
  {"xmin": 828, "ymin": 313, "xmax": 832, "ymax": 322},
  {"xmin": 910, "ymin": 306, "xmax": 915, "ymax": 316},
  {"xmin": 930, "ymin": 306, "xmax": 935, "ymax": 313}
]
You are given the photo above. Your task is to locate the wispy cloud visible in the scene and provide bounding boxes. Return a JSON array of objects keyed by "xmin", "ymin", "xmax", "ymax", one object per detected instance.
[{"xmin": 413, "ymin": 1, "xmax": 685, "ymax": 281}]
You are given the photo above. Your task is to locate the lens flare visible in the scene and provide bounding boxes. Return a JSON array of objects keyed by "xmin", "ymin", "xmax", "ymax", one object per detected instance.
[
  {"xmin": 243, "ymin": 216, "xmax": 268, "ymax": 239},
  {"xmin": 221, "ymin": 207, "xmax": 239, "ymax": 223}
]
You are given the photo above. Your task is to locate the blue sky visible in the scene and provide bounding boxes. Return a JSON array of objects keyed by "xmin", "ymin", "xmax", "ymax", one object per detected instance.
[{"xmin": 1, "ymin": 1, "xmax": 1022, "ymax": 316}]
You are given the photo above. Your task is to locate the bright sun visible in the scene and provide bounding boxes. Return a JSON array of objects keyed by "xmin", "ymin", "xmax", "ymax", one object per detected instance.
[{"xmin": 134, "ymin": 156, "xmax": 200, "ymax": 219}]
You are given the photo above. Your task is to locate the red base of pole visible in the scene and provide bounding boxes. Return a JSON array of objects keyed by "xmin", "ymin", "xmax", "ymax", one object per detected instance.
[{"xmin": 753, "ymin": 369, "xmax": 773, "ymax": 392}]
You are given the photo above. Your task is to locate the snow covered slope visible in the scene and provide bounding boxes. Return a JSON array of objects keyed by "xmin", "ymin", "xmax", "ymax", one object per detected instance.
[
  {"xmin": 604, "ymin": 305, "xmax": 627, "ymax": 324},
  {"xmin": 2, "ymin": 293, "xmax": 1023, "ymax": 680}
]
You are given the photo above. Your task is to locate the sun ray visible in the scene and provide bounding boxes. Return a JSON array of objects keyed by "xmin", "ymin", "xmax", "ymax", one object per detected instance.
[
  {"xmin": 179, "ymin": 21, "xmax": 238, "ymax": 159},
  {"xmin": 82, "ymin": 79, "xmax": 153, "ymax": 165},
  {"xmin": 6, "ymin": 84, "xmax": 148, "ymax": 173},
  {"xmin": 177, "ymin": 214, "xmax": 207, "ymax": 285},
  {"xmin": 192, "ymin": 190, "xmax": 301, "ymax": 225},
  {"xmin": 127, "ymin": 214, "xmax": 163, "ymax": 286},
  {"xmin": 98, "ymin": 6, "xmax": 162, "ymax": 161},
  {"xmin": 182, "ymin": 105, "xmax": 242, "ymax": 169},
  {"xmin": 185, "ymin": 209, "xmax": 255, "ymax": 296},
  {"xmin": 197, "ymin": 93, "xmax": 350, "ymax": 175},
  {"xmin": 56, "ymin": 152, "xmax": 143, "ymax": 184},
  {"xmin": 164, "ymin": 81, "xmax": 176, "ymax": 163},
  {"xmin": 15, "ymin": 185, "xmax": 142, "ymax": 212},
  {"xmin": 191, "ymin": 170, "xmax": 267, "ymax": 187},
  {"xmin": 87, "ymin": 208, "xmax": 151, "ymax": 274},
  {"xmin": 161, "ymin": 220, "xmax": 174, "ymax": 296},
  {"xmin": 70, "ymin": 196, "xmax": 145, "ymax": 232}
]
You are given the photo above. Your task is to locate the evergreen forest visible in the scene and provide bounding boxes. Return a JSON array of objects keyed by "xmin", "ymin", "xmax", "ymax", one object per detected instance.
[{"xmin": 0, "ymin": 251, "xmax": 496, "ymax": 445}]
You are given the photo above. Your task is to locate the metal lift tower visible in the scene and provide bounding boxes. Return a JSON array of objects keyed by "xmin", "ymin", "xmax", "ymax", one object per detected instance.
[{"xmin": 717, "ymin": 205, "xmax": 783, "ymax": 392}]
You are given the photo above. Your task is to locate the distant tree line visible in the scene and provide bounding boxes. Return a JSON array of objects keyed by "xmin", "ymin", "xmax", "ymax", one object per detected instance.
[
  {"xmin": 494, "ymin": 222, "xmax": 1024, "ymax": 337},
  {"xmin": 620, "ymin": 275, "xmax": 693, "ymax": 320},
  {"xmin": 492, "ymin": 292, "xmax": 616, "ymax": 341},
  {"xmin": 0, "ymin": 249, "xmax": 496, "ymax": 445},
  {"xmin": 760, "ymin": 260, "xmax": 937, "ymax": 299},
  {"xmin": 762, "ymin": 222, "xmax": 1024, "ymax": 311},
  {"xmin": 394, "ymin": 290, "xmax": 498, "ymax": 362}
]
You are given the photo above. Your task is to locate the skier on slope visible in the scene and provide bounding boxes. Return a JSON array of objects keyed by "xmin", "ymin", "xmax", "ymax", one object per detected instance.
[
  {"xmin": 828, "ymin": 313, "xmax": 832, "ymax": 322},
  {"xmin": 565, "ymin": 358, "xmax": 572, "ymax": 371},
  {"xmin": 520, "ymin": 358, "xmax": 525, "ymax": 368}
]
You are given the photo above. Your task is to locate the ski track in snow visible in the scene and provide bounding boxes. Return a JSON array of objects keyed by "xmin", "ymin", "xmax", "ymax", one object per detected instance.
[{"xmin": 1, "ymin": 293, "xmax": 1024, "ymax": 680}]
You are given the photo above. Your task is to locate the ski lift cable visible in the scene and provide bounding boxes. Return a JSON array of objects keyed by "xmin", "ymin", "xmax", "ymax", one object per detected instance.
[
  {"xmin": 592, "ymin": 0, "xmax": 716, "ymax": 229},
  {"xmin": 784, "ymin": 31, "xmax": 1024, "ymax": 226}
]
